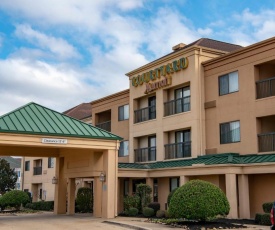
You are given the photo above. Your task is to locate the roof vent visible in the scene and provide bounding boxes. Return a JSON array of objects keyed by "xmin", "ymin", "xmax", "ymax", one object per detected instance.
[{"xmin": 172, "ymin": 43, "xmax": 185, "ymax": 51}]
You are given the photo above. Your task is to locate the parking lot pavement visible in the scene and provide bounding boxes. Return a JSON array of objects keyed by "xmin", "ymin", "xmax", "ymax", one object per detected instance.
[{"xmin": 0, "ymin": 213, "xmax": 136, "ymax": 230}]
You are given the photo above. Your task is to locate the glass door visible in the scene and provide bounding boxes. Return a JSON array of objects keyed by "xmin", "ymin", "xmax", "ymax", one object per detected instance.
[
  {"xmin": 148, "ymin": 96, "xmax": 156, "ymax": 120},
  {"xmin": 148, "ymin": 135, "xmax": 156, "ymax": 161}
]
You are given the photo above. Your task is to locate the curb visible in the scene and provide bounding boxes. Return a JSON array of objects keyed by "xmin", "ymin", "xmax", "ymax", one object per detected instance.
[{"xmin": 103, "ymin": 220, "xmax": 152, "ymax": 230}]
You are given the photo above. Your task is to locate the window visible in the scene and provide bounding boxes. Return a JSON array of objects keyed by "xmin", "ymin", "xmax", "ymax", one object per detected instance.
[
  {"xmin": 124, "ymin": 179, "xmax": 129, "ymax": 196},
  {"xmin": 175, "ymin": 86, "xmax": 190, "ymax": 113},
  {"xmin": 220, "ymin": 121, "xmax": 240, "ymax": 144},
  {"xmin": 119, "ymin": 141, "xmax": 129, "ymax": 157},
  {"xmin": 219, "ymin": 71, "xmax": 239, "ymax": 95},
  {"xmin": 148, "ymin": 96, "xmax": 156, "ymax": 119},
  {"xmin": 39, "ymin": 189, "xmax": 43, "ymax": 200},
  {"xmin": 17, "ymin": 171, "xmax": 21, "ymax": 178},
  {"xmin": 170, "ymin": 177, "xmax": 179, "ymax": 192},
  {"xmin": 48, "ymin": 157, "xmax": 54, "ymax": 168},
  {"xmin": 25, "ymin": 161, "xmax": 30, "ymax": 171},
  {"xmin": 118, "ymin": 104, "xmax": 129, "ymax": 121}
]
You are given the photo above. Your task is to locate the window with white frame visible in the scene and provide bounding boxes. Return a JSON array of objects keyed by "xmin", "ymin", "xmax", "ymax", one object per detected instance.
[
  {"xmin": 118, "ymin": 104, "xmax": 129, "ymax": 121},
  {"xmin": 219, "ymin": 71, "xmax": 239, "ymax": 96},
  {"xmin": 220, "ymin": 121, "xmax": 240, "ymax": 144},
  {"xmin": 119, "ymin": 140, "xmax": 129, "ymax": 157}
]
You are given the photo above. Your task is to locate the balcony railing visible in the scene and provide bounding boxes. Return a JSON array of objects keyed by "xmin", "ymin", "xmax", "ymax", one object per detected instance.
[
  {"xmin": 164, "ymin": 141, "xmax": 191, "ymax": 159},
  {"xmin": 134, "ymin": 106, "xmax": 156, "ymax": 123},
  {"xmin": 33, "ymin": 166, "xmax": 42, "ymax": 175},
  {"xmin": 258, "ymin": 132, "xmax": 275, "ymax": 152},
  {"xmin": 256, "ymin": 77, "xmax": 275, "ymax": 99},
  {"xmin": 96, "ymin": 120, "xmax": 111, "ymax": 132},
  {"xmin": 134, "ymin": 147, "xmax": 156, "ymax": 162},
  {"xmin": 164, "ymin": 96, "xmax": 190, "ymax": 117}
]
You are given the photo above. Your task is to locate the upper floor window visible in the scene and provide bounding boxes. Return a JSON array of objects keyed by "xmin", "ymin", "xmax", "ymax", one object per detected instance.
[
  {"xmin": 119, "ymin": 140, "xmax": 129, "ymax": 157},
  {"xmin": 219, "ymin": 71, "xmax": 238, "ymax": 96},
  {"xmin": 220, "ymin": 120, "xmax": 240, "ymax": 144},
  {"xmin": 118, "ymin": 104, "xmax": 129, "ymax": 121},
  {"xmin": 48, "ymin": 157, "xmax": 54, "ymax": 168},
  {"xmin": 25, "ymin": 161, "xmax": 30, "ymax": 171}
]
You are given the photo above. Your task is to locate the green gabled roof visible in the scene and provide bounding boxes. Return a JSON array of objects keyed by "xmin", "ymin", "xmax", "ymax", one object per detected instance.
[
  {"xmin": 0, "ymin": 102, "xmax": 122, "ymax": 140},
  {"xmin": 118, "ymin": 153, "xmax": 275, "ymax": 169}
]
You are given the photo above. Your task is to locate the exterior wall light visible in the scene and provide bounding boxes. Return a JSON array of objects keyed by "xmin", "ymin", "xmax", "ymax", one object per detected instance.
[
  {"xmin": 52, "ymin": 176, "xmax": 58, "ymax": 184},
  {"xmin": 99, "ymin": 172, "xmax": 106, "ymax": 182}
]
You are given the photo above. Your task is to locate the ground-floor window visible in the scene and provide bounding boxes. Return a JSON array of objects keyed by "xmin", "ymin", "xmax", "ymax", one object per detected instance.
[{"xmin": 169, "ymin": 177, "xmax": 179, "ymax": 192}]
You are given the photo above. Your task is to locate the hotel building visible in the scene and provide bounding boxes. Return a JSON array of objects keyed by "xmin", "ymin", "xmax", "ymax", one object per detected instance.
[
  {"xmin": 117, "ymin": 37, "xmax": 275, "ymax": 219},
  {"xmin": 19, "ymin": 36, "xmax": 275, "ymax": 219}
]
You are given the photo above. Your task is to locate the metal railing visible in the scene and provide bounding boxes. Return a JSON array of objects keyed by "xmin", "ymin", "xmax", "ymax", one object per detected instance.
[
  {"xmin": 164, "ymin": 96, "xmax": 190, "ymax": 116},
  {"xmin": 258, "ymin": 132, "xmax": 275, "ymax": 152},
  {"xmin": 33, "ymin": 167, "xmax": 42, "ymax": 175},
  {"xmin": 96, "ymin": 120, "xmax": 111, "ymax": 132},
  {"xmin": 134, "ymin": 147, "xmax": 156, "ymax": 162},
  {"xmin": 164, "ymin": 141, "xmax": 191, "ymax": 159},
  {"xmin": 256, "ymin": 77, "xmax": 275, "ymax": 99},
  {"xmin": 134, "ymin": 106, "xmax": 156, "ymax": 123}
]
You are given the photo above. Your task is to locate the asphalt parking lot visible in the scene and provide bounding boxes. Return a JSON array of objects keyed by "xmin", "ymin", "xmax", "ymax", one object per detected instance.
[{"xmin": 0, "ymin": 212, "xmax": 173, "ymax": 230}]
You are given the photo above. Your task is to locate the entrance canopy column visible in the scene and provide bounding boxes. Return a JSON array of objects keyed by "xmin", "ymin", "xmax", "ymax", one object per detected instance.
[
  {"xmin": 67, "ymin": 178, "xmax": 76, "ymax": 215},
  {"xmin": 226, "ymin": 174, "xmax": 238, "ymax": 218},
  {"xmin": 238, "ymin": 174, "xmax": 250, "ymax": 218},
  {"xmin": 54, "ymin": 157, "xmax": 66, "ymax": 214}
]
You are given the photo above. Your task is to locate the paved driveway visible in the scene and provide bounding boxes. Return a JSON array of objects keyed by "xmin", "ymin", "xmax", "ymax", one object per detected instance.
[{"xmin": 0, "ymin": 213, "xmax": 130, "ymax": 230}]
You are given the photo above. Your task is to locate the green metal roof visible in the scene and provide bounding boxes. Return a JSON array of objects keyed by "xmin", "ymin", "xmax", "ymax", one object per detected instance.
[
  {"xmin": 118, "ymin": 153, "xmax": 275, "ymax": 169},
  {"xmin": 0, "ymin": 102, "xmax": 122, "ymax": 140}
]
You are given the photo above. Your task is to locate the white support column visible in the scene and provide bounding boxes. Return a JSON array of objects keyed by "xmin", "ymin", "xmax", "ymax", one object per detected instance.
[
  {"xmin": 54, "ymin": 157, "xmax": 67, "ymax": 214},
  {"xmin": 67, "ymin": 178, "xmax": 75, "ymax": 215},
  {"xmin": 238, "ymin": 174, "xmax": 250, "ymax": 219},
  {"xmin": 226, "ymin": 174, "xmax": 238, "ymax": 218}
]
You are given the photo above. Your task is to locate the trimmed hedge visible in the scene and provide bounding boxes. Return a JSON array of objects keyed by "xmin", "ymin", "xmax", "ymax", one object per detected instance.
[
  {"xmin": 123, "ymin": 195, "xmax": 140, "ymax": 211},
  {"xmin": 0, "ymin": 190, "xmax": 31, "ymax": 210},
  {"xmin": 147, "ymin": 202, "xmax": 160, "ymax": 214},
  {"xmin": 262, "ymin": 202, "xmax": 273, "ymax": 213},
  {"xmin": 258, "ymin": 213, "xmax": 272, "ymax": 225},
  {"xmin": 25, "ymin": 201, "xmax": 54, "ymax": 211},
  {"xmin": 127, "ymin": 207, "xmax": 139, "ymax": 217},
  {"xmin": 167, "ymin": 187, "xmax": 179, "ymax": 207},
  {"xmin": 143, "ymin": 207, "xmax": 155, "ymax": 217},
  {"xmin": 156, "ymin": 210, "xmax": 165, "ymax": 218},
  {"xmin": 75, "ymin": 187, "xmax": 93, "ymax": 213},
  {"xmin": 169, "ymin": 180, "xmax": 230, "ymax": 221}
]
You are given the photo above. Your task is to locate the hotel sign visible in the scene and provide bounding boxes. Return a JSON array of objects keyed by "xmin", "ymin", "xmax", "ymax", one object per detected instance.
[
  {"xmin": 131, "ymin": 57, "xmax": 188, "ymax": 94},
  {"xmin": 42, "ymin": 138, "xmax": 68, "ymax": 144}
]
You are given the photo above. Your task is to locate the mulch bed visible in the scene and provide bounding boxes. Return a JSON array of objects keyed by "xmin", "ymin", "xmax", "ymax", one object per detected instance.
[{"xmin": 152, "ymin": 218, "xmax": 258, "ymax": 230}]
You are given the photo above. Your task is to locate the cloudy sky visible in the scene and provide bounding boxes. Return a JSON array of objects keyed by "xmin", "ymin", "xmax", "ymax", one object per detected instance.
[{"xmin": 1, "ymin": 0, "xmax": 275, "ymax": 115}]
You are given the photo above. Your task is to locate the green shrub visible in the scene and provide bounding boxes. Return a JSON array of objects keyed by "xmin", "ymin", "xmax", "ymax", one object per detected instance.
[
  {"xmin": 255, "ymin": 213, "xmax": 261, "ymax": 224},
  {"xmin": 25, "ymin": 201, "xmax": 54, "ymax": 211},
  {"xmin": 147, "ymin": 202, "xmax": 160, "ymax": 214},
  {"xmin": 164, "ymin": 210, "xmax": 170, "ymax": 218},
  {"xmin": 136, "ymin": 184, "xmax": 152, "ymax": 211},
  {"xmin": 156, "ymin": 210, "xmax": 165, "ymax": 218},
  {"xmin": 167, "ymin": 187, "xmax": 179, "ymax": 207},
  {"xmin": 76, "ymin": 187, "xmax": 93, "ymax": 213},
  {"xmin": 169, "ymin": 180, "xmax": 230, "ymax": 221},
  {"xmin": 262, "ymin": 202, "xmax": 273, "ymax": 213},
  {"xmin": 260, "ymin": 213, "xmax": 271, "ymax": 225},
  {"xmin": 123, "ymin": 195, "xmax": 140, "ymax": 211},
  {"xmin": 0, "ymin": 190, "xmax": 30, "ymax": 210},
  {"xmin": 127, "ymin": 207, "xmax": 139, "ymax": 217},
  {"xmin": 143, "ymin": 207, "xmax": 155, "ymax": 217}
]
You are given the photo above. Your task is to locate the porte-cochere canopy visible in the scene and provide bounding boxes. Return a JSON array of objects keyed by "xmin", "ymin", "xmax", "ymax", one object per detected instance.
[
  {"xmin": 0, "ymin": 102, "xmax": 122, "ymax": 140},
  {"xmin": 0, "ymin": 102, "xmax": 122, "ymax": 218}
]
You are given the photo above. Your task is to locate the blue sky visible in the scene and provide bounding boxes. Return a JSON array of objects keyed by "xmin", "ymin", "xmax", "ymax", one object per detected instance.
[{"xmin": 1, "ymin": 0, "xmax": 275, "ymax": 115}]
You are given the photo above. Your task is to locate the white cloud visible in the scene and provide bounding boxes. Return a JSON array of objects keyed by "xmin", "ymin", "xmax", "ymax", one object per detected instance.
[
  {"xmin": 14, "ymin": 24, "xmax": 80, "ymax": 60},
  {"xmin": 146, "ymin": 8, "xmax": 199, "ymax": 57},
  {"xmin": 198, "ymin": 28, "xmax": 213, "ymax": 36}
]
